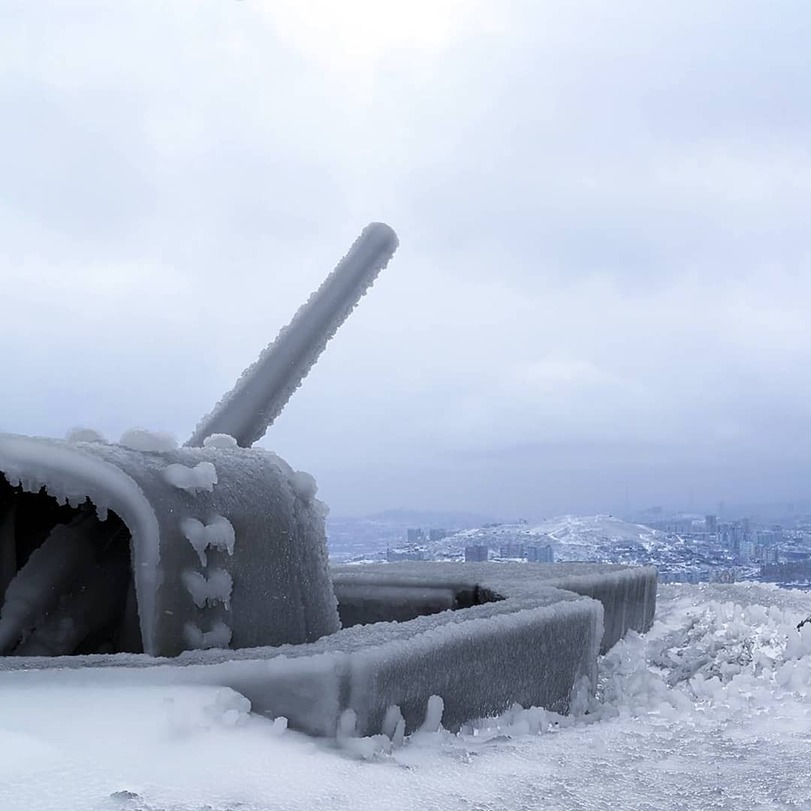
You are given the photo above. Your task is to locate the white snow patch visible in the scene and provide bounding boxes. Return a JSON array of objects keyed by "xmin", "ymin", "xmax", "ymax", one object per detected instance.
[
  {"xmin": 291, "ymin": 470, "xmax": 318, "ymax": 501},
  {"xmin": 181, "ymin": 568, "xmax": 233, "ymax": 610},
  {"xmin": 382, "ymin": 705, "xmax": 404, "ymax": 740},
  {"xmin": 163, "ymin": 461, "xmax": 217, "ymax": 492},
  {"xmin": 420, "ymin": 695, "xmax": 444, "ymax": 733},
  {"xmin": 120, "ymin": 428, "xmax": 178, "ymax": 452},
  {"xmin": 202, "ymin": 433, "xmax": 238, "ymax": 449},
  {"xmin": 181, "ymin": 516, "xmax": 236, "ymax": 567},
  {"xmin": 182, "ymin": 620, "xmax": 232, "ymax": 650},
  {"xmin": 270, "ymin": 716, "xmax": 289, "ymax": 736},
  {"xmin": 65, "ymin": 427, "xmax": 106, "ymax": 443},
  {"xmin": 337, "ymin": 708, "xmax": 358, "ymax": 738}
]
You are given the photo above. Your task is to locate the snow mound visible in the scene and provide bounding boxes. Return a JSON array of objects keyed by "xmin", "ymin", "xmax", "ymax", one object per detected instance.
[{"xmin": 120, "ymin": 428, "xmax": 178, "ymax": 452}]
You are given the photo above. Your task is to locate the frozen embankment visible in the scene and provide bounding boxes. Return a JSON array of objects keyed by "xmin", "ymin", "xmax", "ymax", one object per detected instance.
[{"xmin": 0, "ymin": 561, "xmax": 655, "ymax": 737}]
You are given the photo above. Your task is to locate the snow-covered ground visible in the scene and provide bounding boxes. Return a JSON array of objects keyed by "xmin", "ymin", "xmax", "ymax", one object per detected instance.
[{"xmin": 2, "ymin": 583, "xmax": 811, "ymax": 811}]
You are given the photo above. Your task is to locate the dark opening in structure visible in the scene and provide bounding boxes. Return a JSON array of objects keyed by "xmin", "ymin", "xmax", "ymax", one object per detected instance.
[
  {"xmin": 0, "ymin": 476, "xmax": 142, "ymax": 656},
  {"xmin": 333, "ymin": 579, "xmax": 503, "ymax": 628}
]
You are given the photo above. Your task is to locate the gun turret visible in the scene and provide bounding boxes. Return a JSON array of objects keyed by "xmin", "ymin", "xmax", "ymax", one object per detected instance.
[{"xmin": 0, "ymin": 224, "xmax": 399, "ymax": 657}]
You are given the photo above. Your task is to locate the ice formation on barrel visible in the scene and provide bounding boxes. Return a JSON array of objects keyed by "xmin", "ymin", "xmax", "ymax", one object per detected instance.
[{"xmin": 0, "ymin": 223, "xmax": 399, "ymax": 658}]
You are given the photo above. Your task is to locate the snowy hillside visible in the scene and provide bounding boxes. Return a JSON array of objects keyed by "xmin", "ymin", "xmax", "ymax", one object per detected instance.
[
  {"xmin": 2, "ymin": 582, "xmax": 811, "ymax": 810},
  {"xmin": 431, "ymin": 514, "xmax": 668, "ymax": 562}
]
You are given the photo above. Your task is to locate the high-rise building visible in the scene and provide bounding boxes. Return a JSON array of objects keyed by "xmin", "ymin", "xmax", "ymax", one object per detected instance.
[
  {"xmin": 741, "ymin": 518, "xmax": 752, "ymax": 542},
  {"xmin": 465, "ymin": 545, "xmax": 488, "ymax": 563},
  {"xmin": 705, "ymin": 515, "xmax": 718, "ymax": 534},
  {"xmin": 499, "ymin": 542, "xmax": 525, "ymax": 559},
  {"xmin": 526, "ymin": 545, "xmax": 554, "ymax": 563},
  {"xmin": 407, "ymin": 528, "xmax": 425, "ymax": 543}
]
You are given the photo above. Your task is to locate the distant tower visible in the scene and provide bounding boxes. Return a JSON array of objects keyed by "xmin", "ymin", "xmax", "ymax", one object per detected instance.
[
  {"xmin": 526, "ymin": 545, "xmax": 554, "ymax": 563},
  {"xmin": 465, "ymin": 545, "xmax": 488, "ymax": 563}
]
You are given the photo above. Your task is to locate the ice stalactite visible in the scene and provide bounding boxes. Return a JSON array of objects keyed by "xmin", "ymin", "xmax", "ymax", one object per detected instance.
[
  {"xmin": 163, "ymin": 462, "xmax": 218, "ymax": 492},
  {"xmin": 181, "ymin": 516, "xmax": 236, "ymax": 567}
]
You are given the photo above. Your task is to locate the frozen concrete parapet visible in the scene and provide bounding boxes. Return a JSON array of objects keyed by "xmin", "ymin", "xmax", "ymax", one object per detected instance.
[
  {"xmin": 0, "ymin": 562, "xmax": 656, "ymax": 737},
  {"xmin": 332, "ymin": 561, "xmax": 657, "ymax": 654}
]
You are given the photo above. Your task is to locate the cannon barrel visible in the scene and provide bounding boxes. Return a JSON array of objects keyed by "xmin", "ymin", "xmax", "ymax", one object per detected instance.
[{"xmin": 186, "ymin": 222, "xmax": 399, "ymax": 448}]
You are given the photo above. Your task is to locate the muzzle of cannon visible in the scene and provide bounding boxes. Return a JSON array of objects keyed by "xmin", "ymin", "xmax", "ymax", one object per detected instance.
[{"xmin": 0, "ymin": 223, "xmax": 399, "ymax": 658}]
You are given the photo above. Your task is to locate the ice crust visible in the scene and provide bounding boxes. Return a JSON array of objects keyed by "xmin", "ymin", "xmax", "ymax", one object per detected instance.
[
  {"xmin": 183, "ymin": 621, "xmax": 233, "ymax": 650},
  {"xmin": 182, "ymin": 568, "xmax": 233, "ymax": 609},
  {"xmin": 181, "ymin": 516, "xmax": 236, "ymax": 567},
  {"xmin": 120, "ymin": 428, "xmax": 178, "ymax": 453},
  {"xmin": 202, "ymin": 433, "xmax": 238, "ymax": 450},
  {"xmin": 65, "ymin": 427, "xmax": 106, "ymax": 444},
  {"xmin": 187, "ymin": 223, "xmax": 399, "ymax": 448},
  {"xmin": 0, "ymin": 433, "xmax": 339, "ymax": 657},
  {"xmin": 163, "ymin": 461, "xmax": 218, "ymax": 492},
  {"xmin": 0, "ymin": 560, "xmax": 655, "ymax": 737}
]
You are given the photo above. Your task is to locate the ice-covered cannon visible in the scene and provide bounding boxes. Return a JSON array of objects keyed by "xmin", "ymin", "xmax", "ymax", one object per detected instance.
[{"xmin": 0, "ymin": 223, "xmax": 399, "ymax": 658}]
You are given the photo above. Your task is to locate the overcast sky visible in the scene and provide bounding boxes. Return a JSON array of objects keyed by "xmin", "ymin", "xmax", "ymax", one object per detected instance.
[{"xmin": 2, "ymin": 1, "xmax": 810, "ymax": 519}]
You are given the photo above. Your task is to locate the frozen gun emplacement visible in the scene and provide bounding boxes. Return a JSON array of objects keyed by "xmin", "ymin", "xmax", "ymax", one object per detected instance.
[{"xmin": 0, "ymin": 223, "xmax": 399, "ymax": 657}]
